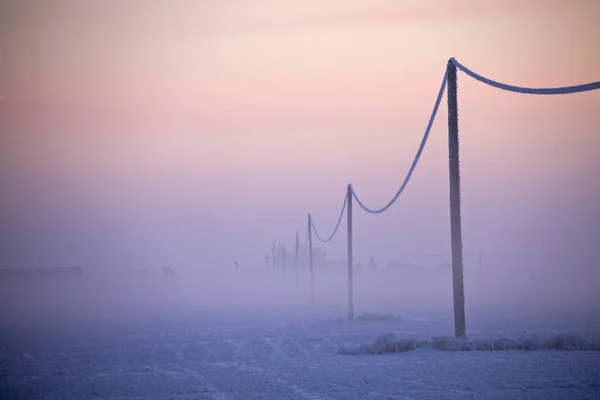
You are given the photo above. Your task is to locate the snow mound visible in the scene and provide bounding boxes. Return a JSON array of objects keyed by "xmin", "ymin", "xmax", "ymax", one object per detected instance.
[
  {"xmin": 331, "ymin": 313, "xmax": 403, "ymax": 323},
  {"xmin": 355, "ymin": 312, "xmax": 403, "ymax": 322},
  {"xmin": 338, "ymin": 333, "xmax": 600, "ymax": 355},
  {"xmin": 338, "ymin": 333, "xmax": 424, "ymax": 355}
]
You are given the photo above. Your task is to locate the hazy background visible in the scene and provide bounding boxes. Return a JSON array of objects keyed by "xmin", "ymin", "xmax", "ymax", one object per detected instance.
[{"xmin": 1, "ymin": 0, "xmax": 599, "ymax": 285}]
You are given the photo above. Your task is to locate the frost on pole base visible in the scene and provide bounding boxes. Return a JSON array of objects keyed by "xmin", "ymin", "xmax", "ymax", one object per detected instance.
[{"xmin": 447, "ymin": 59, "xmax": 466, "ymax": 339}]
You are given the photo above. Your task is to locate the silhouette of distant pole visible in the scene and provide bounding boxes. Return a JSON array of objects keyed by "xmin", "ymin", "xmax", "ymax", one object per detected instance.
[
  {"xmin": 447, "ymin": 59, "xmax": 466, "ymax": 338},
  {"xmin": 271, "ymin": 242, "xmax": 276, "ymax": 274},
  {"xmin": 277, "ymin": 242, "xmax": 281, "ymax": 275},
  {"xmin": 295, "ymin": 231, "xmax": 299, "ymax": 288},
  {"xmin": 346, "ymin": 184, "xmax": 354, "ymax": 320},
  {"xmin": 308, "ymin": 214, "xmax": 315, "ymax": 305},
  {"xmin": 282, "ymin": 246, "xmax": 287, "ymax": 277}
]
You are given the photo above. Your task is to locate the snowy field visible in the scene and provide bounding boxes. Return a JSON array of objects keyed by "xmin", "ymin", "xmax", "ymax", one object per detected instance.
[{"xmin": 1, "ymin": 267, "xmax": 599, "ymax": 400}]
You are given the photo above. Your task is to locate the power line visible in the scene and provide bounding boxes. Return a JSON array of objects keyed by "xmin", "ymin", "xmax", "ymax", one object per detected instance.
[
  {"xmin": 310, "ymin": 193, "xmax": 348, "ymax": 243},
  {"xmin": 300, "ymin": 58, "xmax": 600, "ymax": 240},
  {"xmin": 350, "ymin": 71, "xmax": 448, "ymax": 214},
  {"xmin": 451, "ymin": 58, "xmax": 600, "ymax": 95}
]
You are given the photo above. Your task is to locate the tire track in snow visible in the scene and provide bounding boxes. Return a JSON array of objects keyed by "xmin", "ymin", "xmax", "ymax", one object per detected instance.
[
  {"xmin": 212, "ymin": 361, "xmax": 332, "ymax": 400},
  {"xmin": 152, "ymin": 365, "xmax": 232, "ymax": 400}
]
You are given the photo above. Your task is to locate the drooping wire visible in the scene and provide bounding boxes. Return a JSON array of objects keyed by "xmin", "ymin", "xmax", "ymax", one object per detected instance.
[
  {"xmin": 451, "ymin": 58, "xmax": 600, "ymax": 95},
  {"xmin": 310, "ymin": 194, "xmax": 348, "ymax": 243},
  {"xmin": 350, "ymin": 71, "xmax": 448, "ymax": 214},
  {"xmin": 291, "ymin": 58, "xmax": 600, "ymax": 253}
]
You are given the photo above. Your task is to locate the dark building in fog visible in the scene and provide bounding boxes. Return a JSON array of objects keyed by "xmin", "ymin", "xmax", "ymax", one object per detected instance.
[{"xmin": 0, "ymin": 266, "xmax": 82, "ymax": 285}]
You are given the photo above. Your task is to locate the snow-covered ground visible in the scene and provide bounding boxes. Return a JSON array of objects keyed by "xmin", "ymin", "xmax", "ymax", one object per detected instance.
[{"xmin": 1, "ymin": 268, "xmax": 599, "ymax": 399}]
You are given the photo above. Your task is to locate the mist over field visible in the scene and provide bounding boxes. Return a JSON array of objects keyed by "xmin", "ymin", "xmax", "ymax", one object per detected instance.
[
  {"xmin": 2, "ymin": 259, "xmax": 600, "ymax": 400},
  {"xmin": 1, "ymin": 1, "xmax": 600, "ymax": 399},
  {"xmin": 1, "ymin": 256, "xmax": 598, "ymax": 330}
]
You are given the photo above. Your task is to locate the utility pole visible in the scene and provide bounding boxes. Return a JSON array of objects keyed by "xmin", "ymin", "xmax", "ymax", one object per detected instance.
[
  {"xmin": 295, "ymin": 231, "xmax": 299, "ymax": 289},
  {"xmin": 447, "ymin": 59, "xmax": 466, "ymax": 338},
  {"xmin": 308, "ymin": 214, "xmax": 314, "ymax": 305},
  {"xmin": 277, "ymin": 242, "xmax": 281, "ymax": 275},
  {"xmin": 346, "ymin": 184, "xmax": 354, "ymax": 320},
  {"xmin": 271, "ymin": 242, "xmax": 276, "ymax": 274},
  {"xmin": 282, "ymin": 246, "xmax": 287, "ymax": 277}
]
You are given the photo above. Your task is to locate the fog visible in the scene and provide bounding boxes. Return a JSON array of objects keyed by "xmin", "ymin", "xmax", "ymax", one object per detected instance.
[
  {"xmin": 1, "ymin": 249, "xmax": 599, "ymax": 332},
  {"xmin": 1, "ymin": 120, "xmax": 600, "ymax": 330},
  {"xmin": 3, "ymin": 3, "xmax": 600, "ymax": 399},
  {"xmin": 1, "ymin": 0, "xmax": 599, "ymax": 335}
]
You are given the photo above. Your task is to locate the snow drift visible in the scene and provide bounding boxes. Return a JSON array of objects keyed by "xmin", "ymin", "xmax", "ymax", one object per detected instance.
[{"xmin": 338, "ymin": 332, "xmax": 600, "ymax": 355}]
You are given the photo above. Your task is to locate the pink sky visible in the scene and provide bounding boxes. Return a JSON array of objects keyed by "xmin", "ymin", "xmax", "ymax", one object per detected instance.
[{"xmin": 1, "ymin": 0, "xmax": 599, "ymax": 268}]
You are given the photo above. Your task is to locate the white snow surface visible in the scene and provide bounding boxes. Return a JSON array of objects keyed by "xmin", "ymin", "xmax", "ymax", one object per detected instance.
[{"xmin": 1, "ymin": 270, "xmax": 600, "ymax": 399}]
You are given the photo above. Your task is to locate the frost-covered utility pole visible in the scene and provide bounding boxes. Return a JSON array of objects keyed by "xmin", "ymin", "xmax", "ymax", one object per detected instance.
[
  {"xmin": 308, "ymin": 214, "xmax": 314, "ymax": 305},
  {"xmin": 447, "ymin": 59, "xmax": 466, "ymax": 338},
  {"xmin": 295, "ymin": 231, "xmax": 299, "ymax": 288},
  {"xmin": 277, "ymin": 242, "xmax": 281, "ymax": 275},
  {"xmin": 346, "ymin": 184, "xmax": 354, "ymax": 320},
  {"xmin": 271, "ymin": 242, "xmax": 277, "ymax": 274},
  {"xmin": 282, "ymin": 246, "xmax": 287, "ymax": 277}
]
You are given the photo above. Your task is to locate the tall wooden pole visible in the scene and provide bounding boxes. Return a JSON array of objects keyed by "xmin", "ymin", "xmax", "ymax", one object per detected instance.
[
  {"xmin": 282, "ymin": 246, "xmax": 287, "ymax": 277},
  {"xmin": 447, "ymin": 59, "xmax": 466, "ymax": 338},
  {"xmin": 295, "ymin": 231, "xmax": 299, "ymax": 288},
  {"xmin": 346, "ymin": 185, "xmax": 354, "ymax": 320},
  {"xmin": 277, "ymin": 242, "xmax": 281, "ymax": 275},
  {"xmin": 271, "ymin": 242, "xmax": 276, "ymax": 274},
  {"xmin": 308, "ymin": 214, "xmax": 315, "ymax": 305}
]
